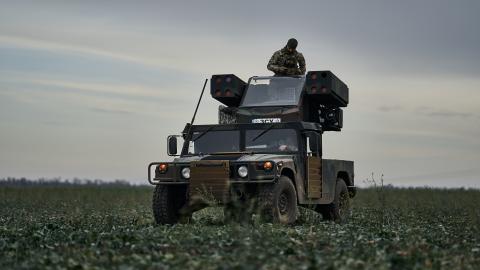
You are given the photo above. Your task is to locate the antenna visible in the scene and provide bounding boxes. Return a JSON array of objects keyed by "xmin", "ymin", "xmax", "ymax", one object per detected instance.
[
  {"xmin": 190, "ymin": 79, "xmax": 208, "ymax": 126},
  {"xmin": 184, "ymin": 79, "xmax": 208, "ymax": 139}
]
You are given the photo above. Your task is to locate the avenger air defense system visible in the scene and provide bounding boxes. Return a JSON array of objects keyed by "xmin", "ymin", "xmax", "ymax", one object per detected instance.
[{"xmin": 148, "ymin": 71, "xmax": 355, "ymax": 224}]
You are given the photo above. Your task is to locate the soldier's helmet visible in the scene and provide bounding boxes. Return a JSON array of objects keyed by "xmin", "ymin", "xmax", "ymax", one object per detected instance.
[{"xmin": 287, "ymin": 38, "xmax": 298, "ymax": 50}]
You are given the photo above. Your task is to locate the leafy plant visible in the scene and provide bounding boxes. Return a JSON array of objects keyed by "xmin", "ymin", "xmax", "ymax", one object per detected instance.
[{"xmin": 1, "ymin": 180, "xmax": 479, "ymax": 269}]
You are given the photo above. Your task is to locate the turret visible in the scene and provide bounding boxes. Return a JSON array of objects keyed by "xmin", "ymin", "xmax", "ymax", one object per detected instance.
[{"xmin": 212, "ymin": 71, "xmax": 349, "ymax": 132}]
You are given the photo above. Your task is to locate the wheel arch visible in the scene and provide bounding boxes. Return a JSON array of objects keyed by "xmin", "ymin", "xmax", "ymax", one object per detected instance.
[
  {"xmin": 280, "ymin": 167, "xmax": 303, "ymax": 203},
  {"xmin": 280, "ymin": 167, "xmax": 295, "ymax": 183},
  {"xmin": 337, "ymin": 171, "xmax": 351, "ymax": 186}
]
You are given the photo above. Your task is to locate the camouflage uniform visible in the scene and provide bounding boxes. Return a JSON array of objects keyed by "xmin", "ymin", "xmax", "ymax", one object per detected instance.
[{"xmin": 267, "ymin": 47, "xmax": 306, "ymax": 76}]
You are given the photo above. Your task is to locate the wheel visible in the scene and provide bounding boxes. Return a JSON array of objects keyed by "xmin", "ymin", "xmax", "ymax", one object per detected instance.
[
  {"xmin": 152, "ymin": 185, "xmax": 189, "ymax": 224},
  {"xmin": 316, "ymin": 178, "xmax": 351, "ymax": 223},
  {"xmin": 258, "ymin": 176, "xmax": 298, "ymax": 224}
]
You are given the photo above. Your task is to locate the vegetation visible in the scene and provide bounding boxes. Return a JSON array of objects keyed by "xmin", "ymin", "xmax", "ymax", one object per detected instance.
[{"xmin": 1, "ymin": 179, "xmax": 479, "ymax": 269}]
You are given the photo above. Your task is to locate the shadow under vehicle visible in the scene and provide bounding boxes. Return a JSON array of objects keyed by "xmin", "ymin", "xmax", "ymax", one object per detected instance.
[{"xmin": 148, "ymin": 71, "xmax": 355, "ymax": 224}]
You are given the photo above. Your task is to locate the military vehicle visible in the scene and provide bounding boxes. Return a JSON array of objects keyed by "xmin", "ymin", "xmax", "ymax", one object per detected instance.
[{"xmin": 148, "ymin": 71, "xmax": 355, "ymax": 224}]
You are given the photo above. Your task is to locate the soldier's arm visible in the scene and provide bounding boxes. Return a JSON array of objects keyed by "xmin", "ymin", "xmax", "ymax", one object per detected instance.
[
  {"xmin": 287, "ymin": 68, "xmax": 301, "ymax": 76},
  {"xmin": 297, "ymin": 53, "xmax": 306, "ymax": 75},
  {"xmin": 267, "ymin": 52, "xmax": 285, "ymax": 73}
]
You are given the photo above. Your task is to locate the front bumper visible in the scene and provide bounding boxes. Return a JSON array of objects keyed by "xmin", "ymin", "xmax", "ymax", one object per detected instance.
[{"xmin": 148, "ymin": 161, "xmax": 277, "ymax": 185}]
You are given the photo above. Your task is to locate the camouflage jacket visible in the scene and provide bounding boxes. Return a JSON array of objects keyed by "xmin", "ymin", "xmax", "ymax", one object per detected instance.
[{"xmin": 267, "ymin": 47, "xmax": 306, "ymax": 76}]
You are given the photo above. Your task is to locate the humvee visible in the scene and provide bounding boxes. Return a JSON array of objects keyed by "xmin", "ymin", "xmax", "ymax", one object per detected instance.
[{"xmin": 148, "ymin": 71, "xmax": 355, "ymax": 224}]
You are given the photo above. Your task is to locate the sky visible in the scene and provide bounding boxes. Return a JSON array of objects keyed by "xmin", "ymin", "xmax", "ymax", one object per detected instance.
[{"xmin": 0, "ymin": 0, "xmax": 479, "ymax": 187}]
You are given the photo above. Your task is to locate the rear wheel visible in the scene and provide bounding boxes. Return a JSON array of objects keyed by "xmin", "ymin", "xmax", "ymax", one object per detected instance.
[
  {"xmin": 152, "ymin": 185, "xmax": 189, "ymax": 224},
  {"xmin": 258, "ymin": 176, "xmax": 298, "ymax": 224},
  {"xmin": 316, "ymin": 178, "xmax": 350, "ymax": 223}
]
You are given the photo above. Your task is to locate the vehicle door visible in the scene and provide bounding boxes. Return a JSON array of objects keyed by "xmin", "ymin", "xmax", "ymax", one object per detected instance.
[{"xmin": 305, "ymin": 132, "xmax": 322, "ymax": 199}]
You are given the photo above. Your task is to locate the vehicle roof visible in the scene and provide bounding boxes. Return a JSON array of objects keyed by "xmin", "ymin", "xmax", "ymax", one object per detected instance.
[{"xmin": 248, "ymin": 75, "xmax": 305, "ymax": 80}]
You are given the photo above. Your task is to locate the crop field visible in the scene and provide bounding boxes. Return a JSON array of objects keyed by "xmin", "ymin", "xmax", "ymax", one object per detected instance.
[{"xmin": 1, "ymin": 182, "xmax": 479, "ymax": 269}]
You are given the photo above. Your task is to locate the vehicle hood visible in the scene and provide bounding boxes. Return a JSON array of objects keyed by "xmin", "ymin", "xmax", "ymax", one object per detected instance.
[{"xmin": 173, "ymin": 153, "xmax": 293, "ymax": 163}]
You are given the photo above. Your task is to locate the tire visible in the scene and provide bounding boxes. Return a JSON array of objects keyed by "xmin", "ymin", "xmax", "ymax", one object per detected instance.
[
  {"xmin": 258, "ymin": 176, "xmax": 298, "ymax": 224},
  {"xmin": 317, "ymin": 178, "xmax": 351, "ymax": 223},
  {"xmin": 152, "ymin": 185, "xmax": 189, "ymax": 225}
]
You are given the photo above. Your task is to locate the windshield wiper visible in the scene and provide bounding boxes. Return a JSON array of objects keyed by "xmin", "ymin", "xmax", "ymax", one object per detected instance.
[
  {"xmin": 192, "ymin": 126, "xmax": 214, "ymax": 142},
  {"xmin": 251, "ymin": 124, "xmax": 275, "ymax": 142},
  {"xmin": 208, "ymin": 151, "xmax": 252, "ymax": 155}
]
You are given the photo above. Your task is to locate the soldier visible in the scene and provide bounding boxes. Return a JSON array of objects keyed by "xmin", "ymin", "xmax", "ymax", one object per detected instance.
[
  {"xmin": 267, "ymin": 38, "xmax": 306, "ymax": 76},
  {"xmin": 278, "ymin": 137, "xmax": 298, "ymax": 152}
]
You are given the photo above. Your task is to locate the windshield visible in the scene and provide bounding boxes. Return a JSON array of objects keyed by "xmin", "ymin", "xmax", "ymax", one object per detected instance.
[
  {"xmin": 187, "ymin": 130, "xmax": 240, "ymax": 155},
  {"xmin": 245, "ymin": 129, "xmax": 298, "ymax": 152},
  {"xmin": 240, "ymin": 76, "xmax": 305, "ymax": 107}
]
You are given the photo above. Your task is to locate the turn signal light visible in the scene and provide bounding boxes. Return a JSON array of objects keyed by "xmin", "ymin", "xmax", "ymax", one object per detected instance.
[
  {"xmin": 158, "ymin": 163, "xmax": 168, "ymax": 173},
  {"xmin": 263, "ymin": 161, "xmax": 273, "ymax": 171}
]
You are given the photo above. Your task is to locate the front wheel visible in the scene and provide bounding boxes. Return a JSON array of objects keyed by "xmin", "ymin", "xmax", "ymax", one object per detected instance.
[
  {"xmin": 258, "ymin": 176, "xmax": 298, "ymax": 224},
  {"xmin": 152, "ymin": 185, "xmax": 189, "ymax": 224}
]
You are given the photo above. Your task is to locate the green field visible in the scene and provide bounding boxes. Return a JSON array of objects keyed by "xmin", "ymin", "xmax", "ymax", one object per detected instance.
[{"xmin": 1, "ymin": 184, "xmax": 479, "ymax": 269}]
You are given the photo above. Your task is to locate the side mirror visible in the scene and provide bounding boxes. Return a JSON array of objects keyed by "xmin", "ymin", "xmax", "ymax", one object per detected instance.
[{"xmin": 167, "ymin": 135, "xmax": 178, "ymax": 156}]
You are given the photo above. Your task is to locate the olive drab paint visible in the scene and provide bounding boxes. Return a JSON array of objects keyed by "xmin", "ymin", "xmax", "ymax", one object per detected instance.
[{"xmin": 148, "ymin": 70, "xmax": 355, "ymax": 225}]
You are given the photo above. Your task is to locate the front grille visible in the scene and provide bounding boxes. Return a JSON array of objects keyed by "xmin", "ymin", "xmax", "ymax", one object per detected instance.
[{"xmin": 189, "ymin": 160, "xmax": 230, "ymax": 203}]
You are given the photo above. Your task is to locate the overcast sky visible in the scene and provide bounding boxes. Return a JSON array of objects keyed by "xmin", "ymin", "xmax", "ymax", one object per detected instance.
[{"xmin": 1, "ymin": 0, "xmax": 479, "ymax": 187}]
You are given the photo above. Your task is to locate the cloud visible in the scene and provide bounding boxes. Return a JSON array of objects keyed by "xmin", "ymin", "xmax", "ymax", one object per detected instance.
[
  {"xmin": 2, "ymin": 1, "xmax": 480, "ymax": 187},
  {"xmin": 427, "ymin": 111, "xmax": 473, "ymax": 119},
  {"xmin": 41, "ymin": 121, "xmax": 70, "ymax": 127},
  {"xmin": 415, "ymin": 106, "xmax": 474, "ymax": 119},
  {"xmin": 0, "ymin": 74, "xmax": 198, "ymax": 127},
  {"xmin": 0, "ymin": 74, "xmax": 185, "ymax": 102},
  {"xmin": 377, "ymin": 105, "xmax": 403, "ymax": 112},
  {"xmin": 3, "ymin": 1, "xmax": 479, "ymax": 80},
  {"xmin": 0, "ymin": 35, "xmax": 165, "ymax": 70},
  {"xmin": 91, "ymin": 107, "xmax": 133, "ymax": 115}
]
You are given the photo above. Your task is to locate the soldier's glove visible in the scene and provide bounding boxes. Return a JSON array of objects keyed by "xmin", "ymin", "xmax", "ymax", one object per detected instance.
[
  {"xmin": 286, "ymin": 68, "xmax": 300, "ymax": 75},
  {"xmin": 285, "ymin": 59, "xmax": 296, "ymax": 67}
]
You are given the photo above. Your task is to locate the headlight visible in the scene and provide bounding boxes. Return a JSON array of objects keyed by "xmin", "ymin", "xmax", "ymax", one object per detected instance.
[
  {"xmin": 238, "ymin": 166, "xmax": 248, "ymax": 178},
  {"xmin": 181, "ymin": 167, "xmax": 191, "ymax": 179}
]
